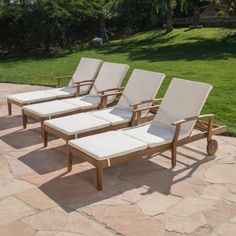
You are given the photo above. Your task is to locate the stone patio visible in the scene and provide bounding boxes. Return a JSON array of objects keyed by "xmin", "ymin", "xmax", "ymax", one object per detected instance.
[{"xmin": 0, "ymin": 83, "xmax": 236, "ymax": 236}]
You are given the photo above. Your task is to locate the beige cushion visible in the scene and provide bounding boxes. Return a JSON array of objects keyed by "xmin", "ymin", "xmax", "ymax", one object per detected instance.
[
  {"xmin": 154, "ymin": 78, "xmax": 212, "ymax": 137},
  {"xmin": 23, "ymin": 100, "xmax": 79, "ymax": 117},
  {"xmin": 64, "ymin": 95, "xmax": 105, "ymax": 108},
  {"xmin": 68, "ymin": 58, "xmax": 103, "ymax": 90},
  {"xmin": 69, "ymin": 131, "xmax": 147, "ymax": 160},
  {"xmin": 121, "ymin": 122, "xmax": 189, "ymax": 148},
  {"xmin": 89, "ymin": 62, "xmax": 129, "ymax": 99},
  {"xmin": 44, "ymin": 113, "xmax": 110, "ymax": 136},
  {"xmin": 89, "ymin": 106, "xmax": 133, "ymax": 125},
  {"xmin": 46, "ymin": 87, "xmax": 77, "ymax": 98},
  {"xmin": 118, "ymin": 69, "xmax": 165, "ymax": 108},
  {"xmin": 7, "ymin": 91, "xmax": 56, "ymax": 104}
]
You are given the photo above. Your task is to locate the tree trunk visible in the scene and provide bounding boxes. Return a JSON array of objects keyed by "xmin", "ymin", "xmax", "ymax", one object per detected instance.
[
  {"xmin": 166, "ymin": 0, "xmax": 173, "ymax": 33},
  {"xmin": 99, "ymin": 16, "xmax": 109, "ymax": 43}
]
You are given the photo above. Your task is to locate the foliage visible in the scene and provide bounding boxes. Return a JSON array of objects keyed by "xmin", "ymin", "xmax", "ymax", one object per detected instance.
[{"xmin": 1, "ymin": 27, "xmax": 236, "ymax": 135}]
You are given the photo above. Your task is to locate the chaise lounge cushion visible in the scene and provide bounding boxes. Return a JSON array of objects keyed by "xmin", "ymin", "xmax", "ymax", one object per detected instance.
[
  {"xmin": 64, "ymin": 95, "xmax": 113, "ymax": 108},
  {"xmin": 7, "ymin": 91, "xmax": 56, "ymax": 104},
  {"xmin": 46, "ymin": 87, "xmax": 77, "ymax": 98},
  {"xmin": 23, "ymin": 100, "xmax": 79, "ymax": 117},
  {"xmin": 69, "ymin": 131, "xmax": 147, "ymax": 160},
  {"xmin": 44, "ymin": 113, "xmax": 110, "ymax": 136},
  {"xmin": 89, "ymin": 106, "xmax": 133, "ymax": 125},
  {"xmin": 120, "ymin": 122, "xmax": 189, "ymax": 148}
]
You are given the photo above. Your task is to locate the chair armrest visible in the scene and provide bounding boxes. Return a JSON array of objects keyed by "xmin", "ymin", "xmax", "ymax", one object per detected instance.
[
  {"xmin": 73, "ymin": 79, "xmax": 94, "ymax": 85},
  {"xmin": 54, "ymin": 75, "xmax": 72, "ymax": 87},
  {"xmin": 130, "ymin": 99, "xmax": 154, "ymax": 108},
  {"xmin": 131, "ymin": 104, "xmax": 160, "ymax": 126},
  {"xmin": 73, "ymin": 82, "xmax": 94, "ymax": 87},
  {"xmin": 98, "ymin": 91, "xmax": 123, "ymax": 109},
  {"xmin": 74, "ymin": 80, "xmax": 95, "ymax": 97},
  {"xmin": 172, "ymin": 114, "xmax": 215, "ymax": 126},
  {"xmin": 98, "ymin": 87, "xmax": 124, "ymax": 94},
  {"xmin": 172, "ymin": 114, "xmax": 215, "ymax": 143},
  {"xmin": 99, "ymin": 91, "xmax": 123, "ymax": 98}
]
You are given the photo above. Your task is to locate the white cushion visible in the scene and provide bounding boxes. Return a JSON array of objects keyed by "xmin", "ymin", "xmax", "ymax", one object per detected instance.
[
  {"xmin": 23, "ymin": 100, "xmax": 79, "ymax": 117},
  {"xmin": 154, "ymin": 78, "xmax": 212, "ymax": 137},
  {"xmin": 68, "ymin": 58, "xmax": 103, "ymax": 88},
  {"xmin": 89, "ymin": 62, "xmax": 129, "ymax": 98},
  {"xmin": 63, "ymin": 96, "xmax": 100, "ymax": 109},
  {"xmin": 120, "ymin": 122, "xmax": 182, "ymax": 148},
  {"xmin": 7, "ymin": 91, "xmax": 56, "ymax": 104},
  {"xmin": 89, "ymin": 106, "xmax": 133, "ymax": 125},
  {"xmin": 69, "ymin": 131, "xmax": 147, "ymax": 160},
  {"xmin": 44, "ymin": 113, "xmax": 110, "ymax": 136},
  {"xmin": 118, "ymin": 69, "xmax": 165, "ymax": 108},
  {"xmin": 46, "ymin": 87, "xmax": 77, "ymax": 98}
]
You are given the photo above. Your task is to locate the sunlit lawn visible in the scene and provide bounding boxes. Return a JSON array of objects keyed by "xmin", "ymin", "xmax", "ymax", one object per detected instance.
[{"xmin": 0, "ymin": 27, "xmax": 236, "ymax": 135}]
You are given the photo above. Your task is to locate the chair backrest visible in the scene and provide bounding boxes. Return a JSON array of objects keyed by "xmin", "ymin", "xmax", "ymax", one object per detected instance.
[
  {"xmin": 154, "ymin": 78, "xmax": 212, "ymax": 136},
  {"xmin": 89, "ymin": 62, "xmax": 130, "ymax": 98},
  {"xmin": 117, "ymin": 69, "xmax": 165, "ymax": 108},
  {"xmin": 68, "ymin": 58, "xmax": 103, "ymax": 90}
]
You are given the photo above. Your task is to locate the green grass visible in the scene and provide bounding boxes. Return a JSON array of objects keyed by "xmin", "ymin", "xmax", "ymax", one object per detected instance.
[{"xmin": 0, "ymin": 27, "xmax": 236, "ymax": 135}]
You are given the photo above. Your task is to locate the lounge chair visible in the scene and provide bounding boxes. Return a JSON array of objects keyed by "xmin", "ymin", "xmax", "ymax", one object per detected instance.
[
  {"xmin": 43, "ymin": 69, "xmax": 166, "ymax": 147},
  {"xmin": 67, "ymin": 78, "xmax": 226, "ymax": 190},
  {"xmin": 7, "ymin": 57, "xmax": 103, "ymax": 115},
  {"xmin": 22, "ymin": 62, "xmax": 130, "ymax": 134}
]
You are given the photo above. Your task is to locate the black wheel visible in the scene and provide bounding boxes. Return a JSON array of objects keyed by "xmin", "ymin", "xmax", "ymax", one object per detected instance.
[{"xmin": 207, "ymin": 139, "xmax": 218, "ymax": 155}]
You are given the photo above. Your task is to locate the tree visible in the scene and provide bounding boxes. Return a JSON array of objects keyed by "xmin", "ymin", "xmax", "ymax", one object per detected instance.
[
  {"xmin": 92, "ymin": 0, "xmax": 123, "ymax": 42},
  {"xmin": 153, "ymin": 0, "xmax": 177, "ymax": 33}
]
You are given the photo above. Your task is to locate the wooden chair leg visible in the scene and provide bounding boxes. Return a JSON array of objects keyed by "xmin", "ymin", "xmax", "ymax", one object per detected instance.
[
  {"xmin": 96, "ymin": 162, "xmax": 104, "ymax": 191},
  {"xmin": 7, "ymin": 100, "xmax": 12, "ymax": 116},
  {"xmin": 67, "ymin": 143, "xmax": 73, "ymax": 172},
  {"xmin": 171, "ymin": 145, "xmax": 177, "ymax": 168},
  {"xmin": 22, "ymin": 110, "xmax": 27, "ymax": 129},
  {"xmin": 43, "ymin": 129, "xmax": 48, "ymax": 147},
  {"xmin": 40, "ymin": 120, "xmax": 44, "ymax": 138}
]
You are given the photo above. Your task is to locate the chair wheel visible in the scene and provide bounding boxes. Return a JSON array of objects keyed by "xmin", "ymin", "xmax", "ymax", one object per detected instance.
[{"xmin": 207, "ymin": 139, "xmax": 218, "ymax": 155}]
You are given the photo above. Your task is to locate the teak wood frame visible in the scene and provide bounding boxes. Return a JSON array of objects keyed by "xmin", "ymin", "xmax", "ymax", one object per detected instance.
[
  {"xmin": 7, "ymin": 75, "xmax": 87, "ymax": 116},
  {"xmin": 68, "ymin": 114, "xmax": 226, "ymax": 191},
  {"xmin": 21, "ymin": 85, "xmax": 124, "ymax": 136},
  {"xmin": 43, "ymin": 98, "xmax": 161, "ymax": 148}
]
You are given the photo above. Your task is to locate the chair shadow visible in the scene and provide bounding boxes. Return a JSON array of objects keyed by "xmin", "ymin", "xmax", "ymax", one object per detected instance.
[
  {"xmin": 0, "ymin": 115, "xmax": 22, "ymax": 131},
  {"xmin": 36, "ymin": 148, "xmax": 215, "ymax": 213},
  {"xmin": 0, "ymin": 128, "xmax": 44, "ymax": 149}
]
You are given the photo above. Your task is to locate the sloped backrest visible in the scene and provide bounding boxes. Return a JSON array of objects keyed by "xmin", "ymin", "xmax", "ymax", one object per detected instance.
[
  {"xmin": 117, "ymin": 69, "xmax": 165, "ymax": 108},
  {"xmin": 154, "ymin": 78, "xmax": 212, "ymax": 136},
  {"xmin": 68, "ymin": 58, "xmax": 103, "ymax": 89},
  {"xmin": 89, "ymin": 62, "xmax": 130, "ymax": 97}
]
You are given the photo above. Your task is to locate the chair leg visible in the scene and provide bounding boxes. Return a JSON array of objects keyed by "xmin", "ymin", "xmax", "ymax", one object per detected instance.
[
  {"xmin": 96, "ymin": 162, "xmax": 104, "ymax": 191},
  {"xmin": 43, "ymin": 129, "xmax": 48, "ymax": 147},
  {"xmin": 171, "ymin": 145, "xmax": 177, "ymax": 168},
  {"xmin": 40, "ymin": 120, "xmax": 44, "ymax": 138},
  {"xmin": 67, "ymin": 142, "xmax": 73, "ymax": 172},
  {"xmin": 7, "ymin": 100, "xmax": 12, "ymax": 116},
  {"xmin": 22, "ymin": 110, "xmax": 27, "ymax": 129}
]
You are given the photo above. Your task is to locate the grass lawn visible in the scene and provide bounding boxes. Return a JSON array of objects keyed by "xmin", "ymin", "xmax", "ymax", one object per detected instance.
[{"xmin": 0, "ymin": 27, "xmax": 236, "ymax": 135}]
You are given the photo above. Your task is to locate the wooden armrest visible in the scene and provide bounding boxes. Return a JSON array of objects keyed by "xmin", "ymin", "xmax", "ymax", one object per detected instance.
[
  {"xmin": 172, "ymin": 114, "xmax": 215, "ymax": 144},
  {"xmin": 98, "ymin": 87, "xmax": 123, "ymax": 94},
  {"xmin": 132, "ymin": 104, "xmax": 160, "ymax": 113},
  {"xmin": 54, "ymin": 75, "xmax": 72, "ymax": 87},
  {"xmin": 99, "ymin": 91, "xmax": 123, "ymax": 98},
  {"xmin": 172, "ymin": 114, "xmax": 214, "ymax": 126},
  {"xmin": 131, "ymin": 104, "xmax": 160, "ymax": 126},
  {"xmin": 73, "ymin": 82, "xmax": 94, "ymax": 87},
  {"xmin": 73, "ymin": 79, "xmax": 94, "ymax": 84},
  {"xmin": 130, "ymin": 99, "xmax": 154, "ymax": 108}
]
